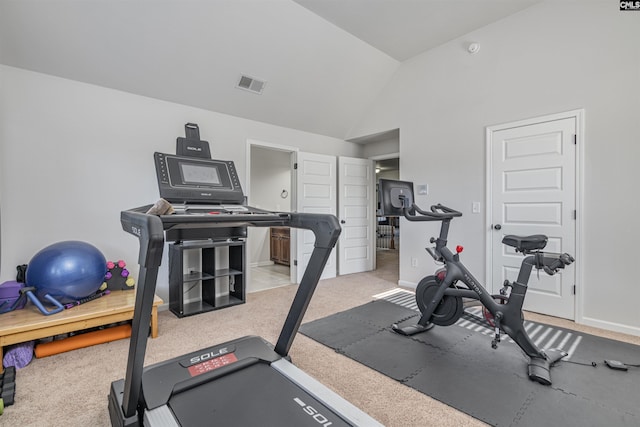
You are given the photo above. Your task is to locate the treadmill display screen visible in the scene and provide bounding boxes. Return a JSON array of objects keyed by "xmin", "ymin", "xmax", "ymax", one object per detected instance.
[
  {"xmin": 180, "ymin": 163, "xmax": 221, "ymax": 186},
  {"xmin": 154, "ymin": 152, "xmax": 245, "ymax": 204}
]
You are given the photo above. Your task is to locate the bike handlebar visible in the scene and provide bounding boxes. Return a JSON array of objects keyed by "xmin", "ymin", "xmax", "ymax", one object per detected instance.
[
  {"xmin": 541, "ymin": 253, "xmax": 575, "ymax": 275},
  {"xmin": 402, "ymin": 201, "xmax": 463, "ymax": 222},
  {"xmin": 398, "ymin": 197, "xmax": 574, "ymax": 276}
]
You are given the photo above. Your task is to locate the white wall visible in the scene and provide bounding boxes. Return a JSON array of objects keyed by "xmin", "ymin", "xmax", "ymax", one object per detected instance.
[
  {"xmin": 362, "ymin": 137, "xmax": 399, "ymax": 159},
  {"xmin": 0, "ymin": 66, "xmax": 362, "ymax": 303},
  {"xmin": 376, "ymin": 169, "xmax": 399, "ymax": 181},
  {"xmin": 349, "ymin": 2, "xmax": 640, "ymax": 335}
]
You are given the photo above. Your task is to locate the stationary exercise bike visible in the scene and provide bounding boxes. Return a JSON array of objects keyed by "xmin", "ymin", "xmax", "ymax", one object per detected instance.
[{"xmin": 378, "ymin": 179, "xmax": 575, "ymax": 385}]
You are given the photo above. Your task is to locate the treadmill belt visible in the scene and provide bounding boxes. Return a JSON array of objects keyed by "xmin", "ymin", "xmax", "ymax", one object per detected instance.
[{"xmin": 169, "ymin": 362, "xmax": 351, "ymax": 426}]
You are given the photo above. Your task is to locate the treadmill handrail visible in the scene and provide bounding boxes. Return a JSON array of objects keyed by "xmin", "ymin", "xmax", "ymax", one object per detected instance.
[
  {"xmin": 120, "ymin": 208, "xmax": 165, "ymax": 268},
  {"xmin": 118, "ymin": 207, "xmax": 341, "ymax": 420}
]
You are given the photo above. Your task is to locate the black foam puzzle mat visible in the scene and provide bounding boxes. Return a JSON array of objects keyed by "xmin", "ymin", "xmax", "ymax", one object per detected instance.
[{"xmin": 300, "ymin": 299, "xmax": 640, "ymax": 426}]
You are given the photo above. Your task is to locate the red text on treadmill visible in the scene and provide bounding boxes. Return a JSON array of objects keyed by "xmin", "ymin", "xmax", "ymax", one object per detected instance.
[{"xmin": 187, "ymin": 353, "xmax": 238, "ymax": 377}]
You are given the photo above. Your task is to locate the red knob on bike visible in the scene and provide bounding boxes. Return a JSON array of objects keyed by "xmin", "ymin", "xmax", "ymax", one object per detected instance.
[{"xmin": 456, "ymin": 245, "xmax": 464, "ymax": 253}]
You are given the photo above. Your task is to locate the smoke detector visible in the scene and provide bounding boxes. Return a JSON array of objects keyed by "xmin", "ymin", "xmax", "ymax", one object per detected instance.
[{"xmin": 236, "ymin": 74, "xmax": 266, "ymax": 94}]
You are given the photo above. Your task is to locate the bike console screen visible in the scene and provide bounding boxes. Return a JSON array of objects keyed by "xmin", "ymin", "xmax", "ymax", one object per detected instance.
[{"xmin": 379, "ymin": 179, "xmax": 415, "ymax": 216}]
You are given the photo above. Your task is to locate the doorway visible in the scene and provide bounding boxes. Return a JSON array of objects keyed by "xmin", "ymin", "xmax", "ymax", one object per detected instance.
[
  {"xmin": 248, "ymin": 139, "xmax": 392, "ymax": 288},
  {"xmin": 248, "ymin": 143, "xmax": 295, "ymax": 292},
  {"xmin": 374, "ymin": 156, "xmax": 400, "ymax": 283},
  {"xmin": 347, "ymin": 129, "xmax": 400, "ymax": 283}
]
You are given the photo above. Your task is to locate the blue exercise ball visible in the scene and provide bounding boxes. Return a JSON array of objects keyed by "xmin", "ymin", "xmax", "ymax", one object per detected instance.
[{"xmin": 26, "ymin": 240, "xmax": 107, "ymax": 305}]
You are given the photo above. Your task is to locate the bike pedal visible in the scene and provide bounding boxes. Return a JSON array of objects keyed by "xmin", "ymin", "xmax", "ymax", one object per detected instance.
[{"xmin": 491, "ymin": 329, "xmax": 502, "ymax": 349}]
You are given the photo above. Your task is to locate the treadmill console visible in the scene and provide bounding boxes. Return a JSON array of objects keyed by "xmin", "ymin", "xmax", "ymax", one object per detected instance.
[{"xmin": 154, "ymin": 152, "xmax": 244, "ymax": 204}]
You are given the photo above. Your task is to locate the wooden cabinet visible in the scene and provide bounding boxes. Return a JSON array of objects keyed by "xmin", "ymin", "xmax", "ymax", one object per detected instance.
[
  {"xmin": 169, "ymin": 240, "xmax": 245, "ymax": 318},
  {"xmin": 270, "ymin": 227, "xmax": 290, "ymax": 266}
]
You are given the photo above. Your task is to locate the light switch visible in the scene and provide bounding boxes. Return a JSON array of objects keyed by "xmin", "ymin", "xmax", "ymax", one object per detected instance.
[{"xmin": 472, "ymin": 202, "xmax": 481, "ymax": 213}]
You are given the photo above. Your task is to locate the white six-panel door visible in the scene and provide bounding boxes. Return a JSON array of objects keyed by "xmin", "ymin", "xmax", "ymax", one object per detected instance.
[
  {"xmin": 338, "ymin": 156, "xmax": 374, "ymax": 275},
  {"xmin": 295, "ymin": 152, "xmax": 337, "ymax": 283},
  {"xmin": 489, "ymin": 116, "xmax": 577, "ymax": 319}
]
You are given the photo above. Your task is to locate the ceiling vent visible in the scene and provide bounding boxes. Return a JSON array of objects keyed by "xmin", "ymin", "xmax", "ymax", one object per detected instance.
[{"xmin": 236, "ymin": 74, "xmax": 266, "ymax": 94}]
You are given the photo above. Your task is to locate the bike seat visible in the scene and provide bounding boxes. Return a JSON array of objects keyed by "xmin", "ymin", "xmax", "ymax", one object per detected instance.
[{"xmin": 502, "ymin": 234, "xmax": 548, "ymax": 252}]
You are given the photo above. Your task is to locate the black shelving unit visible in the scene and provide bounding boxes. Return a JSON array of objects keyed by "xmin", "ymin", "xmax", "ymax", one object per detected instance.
[{"xmin": 168, "ymin": 239, "xmax": 245, "ymax": 317}]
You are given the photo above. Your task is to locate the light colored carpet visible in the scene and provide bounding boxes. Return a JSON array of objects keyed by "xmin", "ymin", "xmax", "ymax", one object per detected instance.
[{"xmin": 3, "ymin": 249, "xmax": 638, "ymax": 426}]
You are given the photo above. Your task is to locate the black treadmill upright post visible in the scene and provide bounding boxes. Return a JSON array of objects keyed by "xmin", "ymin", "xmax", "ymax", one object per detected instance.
[
  {"xmin": 119, "ymin": 209, "xmax": 165, "ymax": 420},
  {"xmin": 115, "ymin": 208, "xmax": 341, "ymax": 423},
  {"xmin": 274, "ymin": 212, "xmax": 341, "ymax": 357}
]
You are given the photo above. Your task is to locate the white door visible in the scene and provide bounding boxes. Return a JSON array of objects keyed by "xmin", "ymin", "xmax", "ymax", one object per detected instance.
[
  {"xmin": 296, "ymin": 152, "xmax": 337, "ymax": 283},
  {"xmin": 489, "ymin": 116, "xmax": 577, "ymax": 319},
  {"xmin": 338, "ymin": 156, "xmax": 374, "ymax": 275}
]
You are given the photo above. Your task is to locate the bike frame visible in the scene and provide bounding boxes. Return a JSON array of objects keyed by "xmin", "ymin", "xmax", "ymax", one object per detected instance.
[
  {"xmin": 383, "ymin": 185, "xmax": 575, "ymax": 384},
  {"xmin": 405, "ymin": 195, "xmax": 574, "ymax": 362},
  {"xmin": 417, "ymin": 216, "xmax": 546, "ymax": 359}
]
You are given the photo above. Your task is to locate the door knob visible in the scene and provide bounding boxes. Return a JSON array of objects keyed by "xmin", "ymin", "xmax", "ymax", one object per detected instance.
[
  {"xmin": 493, "ymin": 224, "xmax": 502, "ymax": 230},
  {"xmin": 340, "ymin": 220, "xmax": 346, "ymax": 224}
]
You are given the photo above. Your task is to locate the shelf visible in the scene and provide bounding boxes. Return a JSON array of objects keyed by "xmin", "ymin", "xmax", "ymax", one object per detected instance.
[
  {"xmin": 178, "ymin": 295, "xmax": 245, "ymax": 317},
  {"xmin": 182, "ymin": 272, "xmax": 215, "ymax": 282},
  {"xmin": 179, "ymin": 240, "xmax": 245, "ymax": 249},
  {"xmin": 182, "ymin": 269, "xmax": 242, "ymax": 282},
  {"xmin": 211, "ymin": 268, "xmax": 242, "ymax": 277},
  {"xmin": 169, "ymin": 239, "xmax": 246, "ymax": 318}
]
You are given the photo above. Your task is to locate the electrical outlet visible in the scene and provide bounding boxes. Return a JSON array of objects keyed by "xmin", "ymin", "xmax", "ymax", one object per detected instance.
[{"xmin": 411, "ymin": 257, "xmax": 418, "ymax": 267}]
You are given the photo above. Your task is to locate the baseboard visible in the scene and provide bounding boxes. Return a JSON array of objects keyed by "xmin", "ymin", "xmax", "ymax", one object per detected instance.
[
  {"xmin": 249, "ymin": 260, "xmax": 275, "ymax": 268},
  {"xmin": 579, "ymin": 316, "xmax": 640, "ymax": 338},
  {"xmin": 398, "ymin": 280, "xmax": 417, "ymax": 290}
]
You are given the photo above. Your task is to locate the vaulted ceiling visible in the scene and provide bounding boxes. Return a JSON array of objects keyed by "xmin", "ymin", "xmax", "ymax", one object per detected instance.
[{"xmin": 0, "ymin": 0, "xmax": 540, "ymax": 139}]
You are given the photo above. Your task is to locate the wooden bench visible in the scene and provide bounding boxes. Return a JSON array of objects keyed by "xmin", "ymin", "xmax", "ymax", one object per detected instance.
[{"xmin": 0, "ymin": 290, "xmax": 162, "ymax": 373}]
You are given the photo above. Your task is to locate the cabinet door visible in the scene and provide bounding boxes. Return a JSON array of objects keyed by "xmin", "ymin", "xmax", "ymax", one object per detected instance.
[
  {"xmin": 281, "ymin": 235, "xmax": 290, "ymax": 265},
  {"xmin": 279, "ymin": 228, "xmax": 290, "ymax": 265},
  {"xmin": 270, "ymin": 228, "xmax": 290, "ymax": 266},
  {"xmin": 270, "ymin": 228, "xmax": 280, "ymax": 262}
]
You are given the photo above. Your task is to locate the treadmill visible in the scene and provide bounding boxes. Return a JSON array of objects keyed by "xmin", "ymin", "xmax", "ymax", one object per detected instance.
[{"xmin": 108, "ymin": 150, "xmax": 382, "ymax": 426}]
